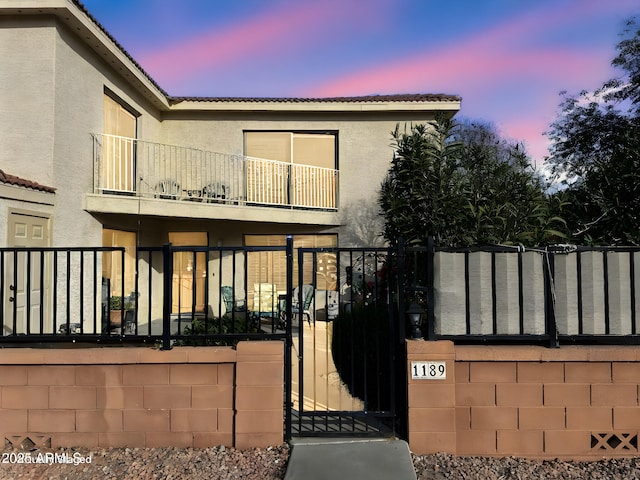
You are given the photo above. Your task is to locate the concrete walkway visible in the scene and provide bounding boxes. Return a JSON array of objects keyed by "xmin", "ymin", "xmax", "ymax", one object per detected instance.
[{"xmin": 284, "ymin": 438, "xmax": 417, "ymax": 480}]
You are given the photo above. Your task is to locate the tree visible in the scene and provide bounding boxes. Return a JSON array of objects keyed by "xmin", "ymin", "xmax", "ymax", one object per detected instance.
[
  {"xmin": 338, "ymin": 199, "xmax": 387, "ymax": 247},
  {"xmin": 547, "ymin": 17, "xmax": 640, "ymax": 245},
  {"xmin": 379, "ymin": 117, "xmax": 464, "ymax": 247},
  {"xmin": 604, "ymin": 17, "xmax": 640, "ymax": 112},
  {"xmin": 379, "ymin": 116, "xmax": 563, "ymax": 247}
]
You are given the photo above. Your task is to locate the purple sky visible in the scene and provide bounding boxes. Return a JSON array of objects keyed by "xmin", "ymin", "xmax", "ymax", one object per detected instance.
[{"xmin": 82, "ymin": 0, "xmax": 638, "ymax": 164}]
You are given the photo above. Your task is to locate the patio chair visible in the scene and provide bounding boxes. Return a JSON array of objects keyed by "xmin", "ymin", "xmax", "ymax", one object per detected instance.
[
  {"xmin": 202, "ymin": 182, "xmax": 227, "ymax": 202},
  {"xmin": 276, "ymin": 285, "xmax": 314, "ymax": 327},
  {"xmin": 221, "ymin": 286, "xmax": 246, "ymax": 315},
  {"xmin": 154, "ymin": 179, "xmax": 181, "ymax": 199},
  {"xmin": 292, "ymin": 284, "xmax": 314, "ymax": 325}
]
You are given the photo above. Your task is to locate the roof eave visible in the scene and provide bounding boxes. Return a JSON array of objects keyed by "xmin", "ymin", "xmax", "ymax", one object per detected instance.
[{"xmin": 167, "ymin": 100, "xmax": 461, "ymax": 113}]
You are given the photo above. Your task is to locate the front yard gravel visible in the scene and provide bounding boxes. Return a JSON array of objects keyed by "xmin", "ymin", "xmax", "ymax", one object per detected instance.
[
  {"xmin": 412, "ymin": 452, "xmax": 640, "ymax": 479},
  {"xmin": 2, "ymin": 445, "xmax": 640, "ymax": 479}
]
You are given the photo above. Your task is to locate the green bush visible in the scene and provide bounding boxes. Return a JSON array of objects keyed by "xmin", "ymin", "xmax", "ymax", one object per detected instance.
[
  {"xmin": 109, "ymin": 295, "xmax": 135, "ymax": 311},
  {"xmin": 109, "ymin": 296, "xmax": 124, "ymax": 310},
  {"xmin": 176, "ymin": 313, "xmax": 259, "ymax": 346},
  {"xmin": 331, "ymin": 301, "xmax": 393, "ymax": 411}
]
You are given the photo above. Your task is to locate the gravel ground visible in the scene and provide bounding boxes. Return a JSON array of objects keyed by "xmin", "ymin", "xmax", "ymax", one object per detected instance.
[
  {"xmin": 2, "ymin": 445, "xmax": 640, "ymax": 479},
  {"xmin": 412, "ymin": 453, "xmax": 640, "ymax": 480},
  {"xmin": 0, "ymin": 445, "xmax": 289, "ymax": 480}
]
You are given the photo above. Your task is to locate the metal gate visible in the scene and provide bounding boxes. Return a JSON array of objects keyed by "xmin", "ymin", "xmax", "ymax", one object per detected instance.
[{"xmin": 285, "ymin": 247, "xmax": 404, "ymax": 438}]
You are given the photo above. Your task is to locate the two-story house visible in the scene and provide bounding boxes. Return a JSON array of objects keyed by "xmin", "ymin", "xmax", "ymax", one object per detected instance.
[{"xmin": 0, "ymin": 0, "xmax": 460, "ymax": 332}]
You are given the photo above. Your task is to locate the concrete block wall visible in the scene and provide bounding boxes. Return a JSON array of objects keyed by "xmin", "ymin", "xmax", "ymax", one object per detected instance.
[
  {"xmin": 0, "ymin": 341, "xmax": 284, "ymax": 449},
  {"xmin": 235, "ymin": 341, "xmax": 285, "ymax": 449},
  {"xmin": 408, "ymin": 340, "xmax": 640, "ymax": 459}
]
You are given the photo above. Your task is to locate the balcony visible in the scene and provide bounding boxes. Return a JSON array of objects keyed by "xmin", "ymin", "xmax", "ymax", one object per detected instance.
[{"xmin": 92, "ymin": 134, "xmax": 338, "ymax": 211}]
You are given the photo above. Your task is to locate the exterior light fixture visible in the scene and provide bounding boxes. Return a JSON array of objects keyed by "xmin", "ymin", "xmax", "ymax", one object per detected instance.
[{"xmin": 407, "ymin": 302, "xmax": 424, "ymax": 340}]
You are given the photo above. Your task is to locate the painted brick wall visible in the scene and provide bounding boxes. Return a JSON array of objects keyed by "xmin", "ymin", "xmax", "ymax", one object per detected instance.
[
  {"xmin": 0, "ymin": 341, "xmax": 284, "ymax": 449},
  {"xmin": 408, "ymin": 341, "xmax": 640, "ymax": 459}
]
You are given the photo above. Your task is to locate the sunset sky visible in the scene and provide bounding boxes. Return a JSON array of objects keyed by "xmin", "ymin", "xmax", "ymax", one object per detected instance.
[{"xmin": 82, "ymin": 0, "xmax": 638, "ymax": 164}]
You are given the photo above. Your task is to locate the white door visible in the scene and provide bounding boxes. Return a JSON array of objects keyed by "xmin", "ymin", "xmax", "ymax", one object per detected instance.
[{"xmin": 4, "ymin": 211, "xmax": 51, "ymax": 335}]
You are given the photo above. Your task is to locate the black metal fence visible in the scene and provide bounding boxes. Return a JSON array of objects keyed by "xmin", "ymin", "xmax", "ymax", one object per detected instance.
[
  {"xmin": 399, "ymin": 239, "xmax": 640, "ymax": 347},
  {"xmin": 0, "ymin": 243, "xmax": 293, "ymax": 347},
  {"xmin": 1, "ymin": 247, "xmax": 123, "ymax": 342},
  {"xmin": 4, "ymin": 240, "xmax": 639, "ymax": 349},
  {"xmin": 284, "ymin": 246, "xmax": 405, "ymax": 439}
]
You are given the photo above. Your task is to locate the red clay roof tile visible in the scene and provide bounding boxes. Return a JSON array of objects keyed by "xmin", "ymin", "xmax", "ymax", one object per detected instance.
[
  {"xmin": 0, "ymin": 170, "xmax": 56, "ymax": 193},
  {"xmin": 168, "ymin": 93, "xmax": 461, "ymax": 104}
]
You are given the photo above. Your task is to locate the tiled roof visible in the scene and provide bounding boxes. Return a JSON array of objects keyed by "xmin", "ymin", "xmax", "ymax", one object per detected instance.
[
  {"xmin": 169, "ymin": 93, "xmax": 462, "ymax": 104},
  {"xmin": 0, "ymin": 170, "xmax": 56, "ymax": 193}
]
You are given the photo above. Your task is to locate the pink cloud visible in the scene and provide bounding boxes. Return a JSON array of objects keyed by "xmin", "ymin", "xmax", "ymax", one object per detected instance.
[
  {"xmin": 139, "ymin": 0, "xmax": 395, "ymax": 91},
  {"xmin": 298, "ymin": 0, "xmax": 632, "ymax": 165},
  {"xmin": 497, "ymin": 117, "xmax": 553, "ymax": 165},
  {"xmin": 304, "ymin": 0, "xmax": 631, "ymax": 98},
  {"xmin": 139, "ymin": 3, "xmax": 328, "ymax": 85},
  {"xmin": 306, "ymin": 46, "xmax": 608, "ymax": 98}
]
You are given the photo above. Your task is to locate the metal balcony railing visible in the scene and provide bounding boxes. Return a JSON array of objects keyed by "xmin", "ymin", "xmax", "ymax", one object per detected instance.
[{"xmin": 92, "ymin": 134, "xmax": 338, "ymax": 210}]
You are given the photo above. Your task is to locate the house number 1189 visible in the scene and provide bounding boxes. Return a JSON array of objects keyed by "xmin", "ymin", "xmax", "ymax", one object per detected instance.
[{"xmin": 411, "ymin": 361, "xmax": 446, "ymax": 379}]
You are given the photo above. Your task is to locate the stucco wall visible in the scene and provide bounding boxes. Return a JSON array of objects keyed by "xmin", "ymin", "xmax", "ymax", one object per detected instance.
[
  {"xmin": 407, "ymin": 340, "xmax": 640, "ymax": 459},
  {"xmin": 0, "ymin": 18, "xmax": 56, "ymax": 185},
  {"xmin": 0, "ymin": 341, "xmax": 284, "ymax": 449},
  {"xmin": 161, "ymin": 112, "xmax": 437, "ymax": 212},
  {"xmin": 0, "ymin": 15, "xmax": 163, "ymax": 248},
  {"xmin": 49, "ymin": 22, "xmax": 164, "ymax": 247}
]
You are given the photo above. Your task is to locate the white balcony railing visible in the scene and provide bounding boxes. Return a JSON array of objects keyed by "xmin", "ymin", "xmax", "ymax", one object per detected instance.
[{"xmin": 93, "ymin": 134, "xmax": 338, "ymax": 210}]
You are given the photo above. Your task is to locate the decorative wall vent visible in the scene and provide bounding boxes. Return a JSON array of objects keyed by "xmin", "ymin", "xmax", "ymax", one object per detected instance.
[
  {"xmin": 4, "ymin": 435, "xmax": 51, "ymax": 449},
  {"xmin": 591, "ymin": 433, "xmax": 638, "ymax": 452}
]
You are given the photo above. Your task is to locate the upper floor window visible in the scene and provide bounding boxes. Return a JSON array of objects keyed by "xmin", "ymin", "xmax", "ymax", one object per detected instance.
[
  {"xmin": 244, "ymin": 131, "xmax": 338, "ymax": 209},
  {"xmin": 103, "ymin": 92, "xmax": 136, "ymax": 138},
  {"xmin": 102, "ymin": 91, "xmax": 138, "ymax": 193},
  {"xmin": 244, "ymin": 131, "xmax": 337, "ymax": 169}
]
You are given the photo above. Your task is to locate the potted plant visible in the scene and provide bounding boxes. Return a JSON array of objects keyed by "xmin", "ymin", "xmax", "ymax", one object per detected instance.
[
  {"xmin": 109, "ymin": 294, "xmax": 136, "ymax": 332},
  {"xmin": 109, "ymin": 295, "xmax": 125, "ymax": 330}
]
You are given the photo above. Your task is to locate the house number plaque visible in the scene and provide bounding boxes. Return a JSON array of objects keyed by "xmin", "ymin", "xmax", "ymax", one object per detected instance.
[{"xmin": 411, "ymin": 361, "xmax": 446, "ymax": 380}]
